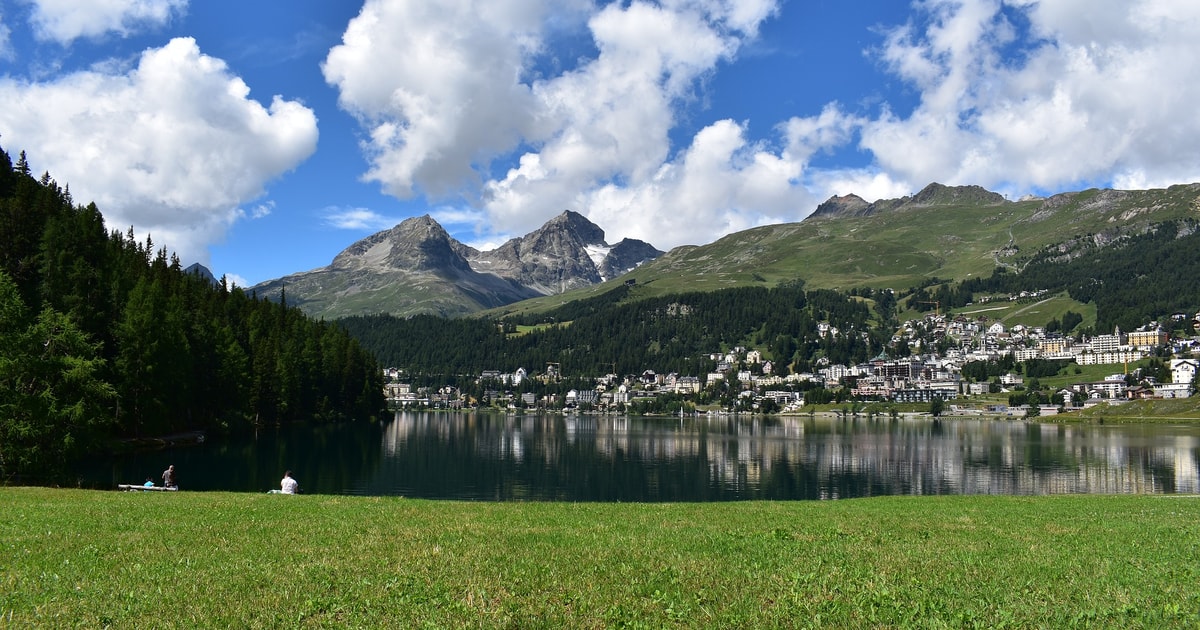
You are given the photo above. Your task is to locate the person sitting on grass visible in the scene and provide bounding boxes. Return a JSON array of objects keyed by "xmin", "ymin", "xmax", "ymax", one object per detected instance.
[{"xmin": 280, "ymin": 471, "xmax": 299, "ymax": 495}]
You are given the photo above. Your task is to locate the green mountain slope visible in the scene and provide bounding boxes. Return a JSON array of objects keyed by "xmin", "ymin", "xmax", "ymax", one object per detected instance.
[{"xmin": 483, "ymin": 182, "xmax": 1200, "ymax": 319}]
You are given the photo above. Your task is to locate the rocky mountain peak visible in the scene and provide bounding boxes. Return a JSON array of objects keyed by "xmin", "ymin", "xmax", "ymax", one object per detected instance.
[
  {"xmin": 811, "ymin": 193, "xmax": 871, "ymax": 218},
  {"xmin": 470, "ymin": 210, "xmax": 660, "ymax": 294},
  {"xmin": 600, "ymin": 238, "xmax": 664, "ymax": 281},
  {"xmin": 332, "ymin": 214, "xmax": 471, "ymax": 274},
  {"xmin": 251, "ymin": 210, "xmax": 663, "ymax": 318},
  {"xmin": 541, "ymin": 209, "xmax": 607, "ymax": 244}
]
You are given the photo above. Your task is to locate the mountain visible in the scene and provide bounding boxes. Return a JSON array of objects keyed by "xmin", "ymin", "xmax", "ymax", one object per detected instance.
[
  {"xmin": 469, "ymin": 210, "xmax": 661, "ymax": 292},
  {"xmin": 251, "ymin": 211, "xmax": 663, "ymax": 319},
  {"xmin": 810, "ymin": 183, "xmax": 1005, "ymax": 219},
  {"xmin": 253, "ymin": 181, "xmax": 1200, "ymax": 321},
  {"xmin": 183, "ymin": 262, "xmax": 217, "ymax": 284},
  {"xmin": 482, "ymin": 182, "xmax": 1200, "ymax": 318}
]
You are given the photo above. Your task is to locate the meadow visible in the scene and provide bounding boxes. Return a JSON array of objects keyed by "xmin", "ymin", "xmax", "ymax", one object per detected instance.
[{"xmin": 3, "ymin": 488, "xmax": 1198, "ymax": 628}]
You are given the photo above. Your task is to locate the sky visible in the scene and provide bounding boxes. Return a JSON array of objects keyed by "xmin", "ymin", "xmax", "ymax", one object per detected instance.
[{"xmin": 1, "ymin": 0, "xmax": 1199, "ymax": 287}]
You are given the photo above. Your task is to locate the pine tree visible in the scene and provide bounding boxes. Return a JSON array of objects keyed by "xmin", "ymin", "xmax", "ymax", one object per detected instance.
[{"xmin": 0, "ymin": 271, "xmax": 114, "ymax": 479}]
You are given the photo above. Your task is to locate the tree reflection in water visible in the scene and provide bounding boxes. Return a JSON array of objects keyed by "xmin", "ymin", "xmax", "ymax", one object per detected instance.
[{"xmin": 76, "ymin": 412, "xmax": 1200, "ymax": 499}]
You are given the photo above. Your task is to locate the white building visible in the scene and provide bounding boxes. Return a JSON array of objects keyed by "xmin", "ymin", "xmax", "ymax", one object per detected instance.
[
  {"xmin": 1171, "ymin": 358, "xmax": 1198, "ymax": 385},
  {"xmin": 1154, "ymin": 382, "xmax": 1192, "ymax": 399},
  {"xmin": 1089, "ymin": 330, "xmax": 1123, "ymax": 353}
]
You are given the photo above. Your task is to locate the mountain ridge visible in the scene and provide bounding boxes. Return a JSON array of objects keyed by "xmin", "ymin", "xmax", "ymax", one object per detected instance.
[
  {"xmin": 481, "ymin": 182, "xmax": 1200, "ymax": 319},
  {"xmin": 251, "ymin": 210, "xmax": 664, "ymax": 319},
  {"xmin": 251, "ymin": 182, "xmax": 1200, "ymax": 320}
]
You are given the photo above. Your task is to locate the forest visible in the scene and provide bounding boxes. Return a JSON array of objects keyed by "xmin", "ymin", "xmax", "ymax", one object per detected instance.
[
  {"xmin": 339, "ymin": 283, "xmax": 887, "ymax": 385},
  {"xmin": 0, "ymin": 146, "xmax": 385, "ymax": 481}
]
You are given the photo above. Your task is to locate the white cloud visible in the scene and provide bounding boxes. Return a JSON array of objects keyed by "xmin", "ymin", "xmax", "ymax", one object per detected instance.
[
  {"xmin": 326, "ymin": 0, "xmax": 797, "ymax": 250},
  {"xmin": 583, "ymin": 118, "xmax": 812, "ymax": 248},
  {"xmin": 0, "ymin": 37, "xmax": 318, "ymax": 266},
  {"xmin": 223, "ymin": 273, "xmax": 250, "ymax": 289},
  {"xmin": 27, "ymin": 0, "xmax": 188, "ymax": 43},
  {"xmin": 244, "ymin": 201, "xmax": 273, "ymax": 220},
  {"xmin": 861, "ymin": 0, "xmax": 1200, "ymax": 193},
  {"xmin": 327, "ymin": 0, "xmax": 1200, "ymax": 256},
  {"xmin": 481, "ymin": 1, "xmax": 740, "ymax": 240},
  {"xmin": 323, "ymin": 207, "xmax": 399, "ymax": 231},
  {"xmin": 322, "ymin": 0, "xmax": 592, "ymax": 199}
]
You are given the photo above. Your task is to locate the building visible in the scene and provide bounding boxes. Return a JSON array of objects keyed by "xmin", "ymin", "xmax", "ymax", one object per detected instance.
[
  {"xmin": 1038, "ymin": 335, "xmax": 1072, "ymax": 356},
  {"xmin": 1000, "ymin": 373, "xmax": 1023, "ymax": 387},
  {"xmin": 565, "ymin": 389, "xmax": 598, "ymax": 407},
  {"xmin": 1076, "ymin": 349, "xmax": 1144, "ymax": 365},
  {"xmin": 1127, "ymin": 329, "xmax": 1168, "ymax": 350},
  {"xmin": 1171, "ymin": 358, "xmax": 1198, "ymax": 385},
  {"xmin": 1076, "ymin": 377, "xmax": 1128, "ymax": 399},
  {"xmin": 1089, "ymin": 329, "xmax": 1124, "ymax": 353},
  {"xmin": 871, "ymin": 356, "xmax": 923, "ymax": 380},
  {"xmin": 1154, "ymin": 382, "xmax": 1192, "ymax": 399},
  {"xmin": 894, "ymin": 385, "xmax": 956, "ymax": 403}
]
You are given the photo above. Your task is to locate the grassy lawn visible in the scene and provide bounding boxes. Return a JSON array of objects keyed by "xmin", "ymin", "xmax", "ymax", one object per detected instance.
[
  {"xmin": 3, "ymin": 488, "xmax": 1198, "ymax": 628},
  {"xmin": 1060, "ymin": 397, "xmax": 1200, "ymax": 424}
]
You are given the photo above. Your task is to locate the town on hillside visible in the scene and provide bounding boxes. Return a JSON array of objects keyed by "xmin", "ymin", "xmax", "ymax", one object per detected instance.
[{"xmin": 383, "ymin": 307, "xmax": 1200, "ymax": 417}]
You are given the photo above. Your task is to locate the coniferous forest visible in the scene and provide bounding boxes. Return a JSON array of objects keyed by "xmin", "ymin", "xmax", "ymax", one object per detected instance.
[
  {"xmin": 339, "ymin": 283, "xmax": 886, "ymax": 385},
  {"xmin": 0, "ymin": 146, "xmax": 385, "ymax": 481}
]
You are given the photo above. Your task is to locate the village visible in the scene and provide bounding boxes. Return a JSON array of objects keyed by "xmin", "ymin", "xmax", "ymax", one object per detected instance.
[{"xmin": 384, "ymin": 304, "xmax": 1200, "ymax": 416}]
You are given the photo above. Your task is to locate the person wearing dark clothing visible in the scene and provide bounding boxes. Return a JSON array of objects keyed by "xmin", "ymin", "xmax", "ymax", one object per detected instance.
[{"xmin": 162, "ymin": 464, "xmax": 177, "ymax": 489}]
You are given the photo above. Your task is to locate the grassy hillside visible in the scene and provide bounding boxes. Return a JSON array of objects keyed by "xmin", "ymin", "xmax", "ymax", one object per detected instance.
[
  {"xmin": 484, "ymin": 183, "xmax": 1200, "ymax": 320},
  {"xmin": 3, "ymin": 488, "xmax": 1198, "ymax": 627}
]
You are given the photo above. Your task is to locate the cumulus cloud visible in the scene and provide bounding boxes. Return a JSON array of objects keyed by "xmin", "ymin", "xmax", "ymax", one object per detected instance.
[
  {"xmin": 323, "ymin": 0, "xmax": 592, "ymax": 200},
  {"xmin": 861, "ymin": 0, "xmax": 1200, "ymax": 194},
  {"xmin": 27, "ymin": 0, "xmax": 188, "ymax": 43},
  {"xmin": 327, "ymin": 0, "xmax": 1200, "ymax": 253},
  {"xmin": 483, "ymin": 1, "xmax": 756, "ymax": 239},
  {"xmin": 325, "ymin": 0, "xmax": 796, "ymax": 250},
  {"xmin": 0, "ymin": 37, "xmax": 318, "ymax": 265}
]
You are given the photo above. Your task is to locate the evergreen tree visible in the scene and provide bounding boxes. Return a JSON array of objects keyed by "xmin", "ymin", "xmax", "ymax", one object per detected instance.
[
  {"xmin": 0, "ymin": 143, "xmax": 386, "ymax": 477},
  {"xmin": 0, "ymin": 271, "xmax": 114, "ymax": 480}
]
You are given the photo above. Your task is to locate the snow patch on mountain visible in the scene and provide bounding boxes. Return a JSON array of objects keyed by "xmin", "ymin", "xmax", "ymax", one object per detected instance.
[{"xmin": 585, "ymin": 244, "xmax": 612, "ymax": 276}]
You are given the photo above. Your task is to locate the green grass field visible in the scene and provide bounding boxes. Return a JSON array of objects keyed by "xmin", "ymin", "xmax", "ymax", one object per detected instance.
[{"xmin": 3, "ymin": 488, "xmax": 1198, "ymax": 628}]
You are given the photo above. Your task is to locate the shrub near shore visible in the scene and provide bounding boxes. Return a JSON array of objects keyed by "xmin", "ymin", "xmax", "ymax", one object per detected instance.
[{"xmin": 2, "ymin": 488, "xmax": 1198, "ymax": 627}]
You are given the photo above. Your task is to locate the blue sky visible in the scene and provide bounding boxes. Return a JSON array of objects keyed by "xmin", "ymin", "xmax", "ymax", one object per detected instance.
[{"xmin": 1, "ymin": 1, "xmax": 1198, "ymax": 287}]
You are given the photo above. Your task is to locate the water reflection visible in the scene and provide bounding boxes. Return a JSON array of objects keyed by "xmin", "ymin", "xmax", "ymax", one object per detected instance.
[
  {"xmin": 367, "ymin": 412, "xmax": 1200, "ymax": 500},
  {"xmin": 76, "ymin": 412, "xmax": 1200, "ymax": 500}
]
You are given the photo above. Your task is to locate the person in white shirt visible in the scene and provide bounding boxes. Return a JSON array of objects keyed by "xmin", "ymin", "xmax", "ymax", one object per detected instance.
[{"xmin": 280, "ymin": 470, "xmax": 299, "ymax": 494}]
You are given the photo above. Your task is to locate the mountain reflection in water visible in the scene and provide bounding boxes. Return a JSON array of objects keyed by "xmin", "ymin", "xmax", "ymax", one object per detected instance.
[{"xmin": 77, "ymin": 412, "xmax": 1200, "ymax": 500}]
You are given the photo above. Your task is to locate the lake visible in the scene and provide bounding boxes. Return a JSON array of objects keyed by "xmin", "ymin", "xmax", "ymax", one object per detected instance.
[{"xmin": 76, "ymin": 411, "xmax": 1200, "ymax": 501}]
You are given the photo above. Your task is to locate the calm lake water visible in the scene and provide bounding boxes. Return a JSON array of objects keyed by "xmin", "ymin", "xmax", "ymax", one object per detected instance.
[{"xmin": 76, "ymin": 411, "xmax": 1200, "ymax": 501}]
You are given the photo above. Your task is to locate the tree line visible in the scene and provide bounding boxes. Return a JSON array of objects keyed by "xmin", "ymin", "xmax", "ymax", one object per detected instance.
[
  {"xmin": 0, "ymin": 146, "xmax": 385, "ymax": 481},
  {"xmin": 340, "ymin": 283, "xmax": 884, "ymax": 383}
]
